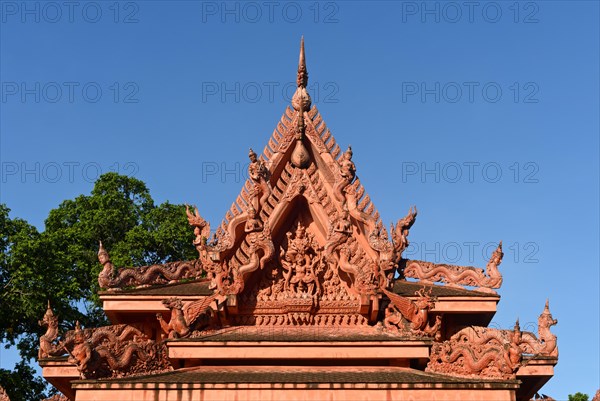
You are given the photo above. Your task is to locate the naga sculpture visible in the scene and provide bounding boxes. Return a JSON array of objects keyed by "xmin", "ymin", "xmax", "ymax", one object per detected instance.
[
  {"xmin": 404, "ymin": 241, "xmax": 503, "ymax": 293},
  {"xmin": 383, "ymin": 288, "xmax": 441, "ymax": 338},
  {"xmin": 427, "ymin": 320, "xmax": 524, "ymax": 379},
  {"xmin": 186, "ymin": 204, "xmax": 211, "ymax": 253},
  {"xmin": 236, "ymin": 217, "xmax": 275, "ymax": 288},
  {"xmin": 537, "ymin": 299, "xmax": 558, "ymax": 357},
  {"xmin": 157, "ymin": 295, "xmax": 217, "ymax": 339},
  {"xmin": 391, "ymin": 205, "xmax": 418, "ymax": 258},
  {"xmin": 520, "ymin": 300, "xmax": 559, "ymax": 357},
  {"xmin": 56, "ymin": 321, "xmax": 170, "ymax": 380},
  {"xmin": 38, "ymin": 301, "xmax": 63, "ymax": 359},
  {"xmin": 98, "ymin": 241, "xmax": 202, "ymax": 290},
  {"xmin": 248, "ymin": 148, "xmax": 272, "ymax": 213}
]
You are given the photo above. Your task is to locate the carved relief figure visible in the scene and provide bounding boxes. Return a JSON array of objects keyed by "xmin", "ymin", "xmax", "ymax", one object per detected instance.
[
  {"xmin": 244, "ymin": 205, "xmax": 263, "ymax": 233},
  {"xmin": 383, "ymin": 288, "xmax": 441, "ymax": 337},
  {"xmin": 280, "ymin": 222, "xmax": 323, "ymax": 295},
  {"xmin": 157, "ymin": 295, "xmax": 216, "ymax": 339},
  {"xmin": 186, "ymin": 204, "xmax": 211, "ymax": 253},
  {"xmin": 68, "ymin": 322, "xmax": 93, "ymax": 378},
  {"xmin": 248, "ymin": 148, "xmax": 272, "ymax": 212},
  {"xmin": 324, "ymin": 208, "xmax": 352, "ymax": 262},
  {"xmin": 333, "ymin": 146, "xmax": 356, "ymax": 204}
]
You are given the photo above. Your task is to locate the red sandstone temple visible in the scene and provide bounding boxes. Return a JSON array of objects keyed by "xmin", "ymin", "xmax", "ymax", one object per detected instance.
[{"xmin": 37, "ymin": 39, "xmax": 558, "ymax": 401}]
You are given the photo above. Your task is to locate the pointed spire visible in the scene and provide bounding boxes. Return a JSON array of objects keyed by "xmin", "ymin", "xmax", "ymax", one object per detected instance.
[
  {"xmin": 43, "ymin": 300, "xmax": 55, "ymax": 320},
  {"xmin": 542, "ymin": 299, "xmax": 551, "ymax": 315},
  {"xmin": 291, "ymin": 36, "xmax": 312, "ymax": 115},
  {"xmin": 297, "ymin": 36, "xmax": 308, "ymax": 88},
  {"xmin": 290, "ymin": 37, "xmax": 312, "ymax": 169}
]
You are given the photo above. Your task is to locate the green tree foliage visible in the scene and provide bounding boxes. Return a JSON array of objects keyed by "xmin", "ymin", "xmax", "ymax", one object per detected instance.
[
  {"xmin": 0, "ymin": 173, "xmax": 196, "ymax": 400},
  {"xmin": 569, "ymin": 393, "xmax": 590, "ymax": 401}
]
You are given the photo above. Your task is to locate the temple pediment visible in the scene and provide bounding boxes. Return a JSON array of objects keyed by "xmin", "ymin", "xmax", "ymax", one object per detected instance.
[
  {"xmin": 37, "ymin": 38, "xmax": 559, "ymax": 401},
  {"xmin": 180, "ymin": 39, "xmax": 420, "ymax": 327}
]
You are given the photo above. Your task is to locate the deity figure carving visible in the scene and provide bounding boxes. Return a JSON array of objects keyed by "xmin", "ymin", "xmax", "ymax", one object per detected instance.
[
  {"xmin": 324, "ymin": 208, "xmax": 352, "ymax": 262},
  {"xmin": 186, "ymin": 204, "xmax": 211, "ymax": 254},
  {"xmin": 367, "ymin": 223, "xmax": 397, "ymax": 290},
  {"xmin": 157, "ymin": 295, "xmax": 217, "ymax": 339},
  {"xmin": 383, "ymin": 288, "xmax": 441, "ymax": 338},
  {"xmin": 67, "ymin": 322, "xmax": 94, "ymax": 378},
  {"xmin": 98, "ymin": 241, "xmax": 201, "ymax": 290},
  {"xmin": 280, "ymin": 222, "xmax": 323, "ymax": 295},
  {"xmin": 38, "ymin": 302, "xmax": 63, "ymax": 359},
  {"xmin": 403, "ymin": 241, "xmax": 503, "ymax": 293},
  {"xmin": 244, "ymin": 205, "xmax": 263, "ymax": 233},
  {"xmin": 248, "ymin": 148, "xmax": 272, "ymax": 212},
  {"xmin": 427, "ymin": 320, "xmax": 524, "ymax": 379},
  {"xmin": 333, "ymin": 146, "xmax": 356, "ymax": 205}
]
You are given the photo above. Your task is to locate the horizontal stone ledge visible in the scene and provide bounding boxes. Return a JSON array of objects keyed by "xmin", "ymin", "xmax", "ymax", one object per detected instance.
[{"xmin": 167, "ymin": 341, "xmax": 431, "ymax": 359}]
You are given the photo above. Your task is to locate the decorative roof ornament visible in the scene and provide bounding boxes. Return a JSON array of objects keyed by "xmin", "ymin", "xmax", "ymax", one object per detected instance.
[
  {"xmin": 291, "ymin": 36, "xmax": 311, "ymax": 169},
  {"xmin": 541, "ymin": 299, "xmax": 551, "ymax": 316}
]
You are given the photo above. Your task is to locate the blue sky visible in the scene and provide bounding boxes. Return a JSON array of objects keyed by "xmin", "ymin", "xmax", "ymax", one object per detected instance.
[{"xmin": 1, "ymin": 1, "xmax": 598, "ymax": 398}]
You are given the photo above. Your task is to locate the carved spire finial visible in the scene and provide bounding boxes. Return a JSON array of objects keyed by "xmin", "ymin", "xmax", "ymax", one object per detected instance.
[
  {"xmin": 542, "ymin": 299, "xmax": 551, "ymax": 315},
  {"xmin": 297, "ymin": 35, "xmax": 308, "ymax": 88},
  {"xmin": 98, "ymin": 240, "xmax": 110, "ymax": 264},
  {"xmin": 45, "ymin": 300, "xmax": 53, "ymax": 314},
  {"xmin": 291, "ymin": 36, "xmax": 312, "ymax": 116}
]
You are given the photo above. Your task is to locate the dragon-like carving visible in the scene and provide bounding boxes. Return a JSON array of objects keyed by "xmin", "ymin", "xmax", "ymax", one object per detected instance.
[
  {"xmin": 537, "ymin": 299, "xmax": 558, "ymax": 357},
  {"xmin": 65, "ymin": 322, "xmax": 170, "ymax": 379},
  {"xmin": 383, "ymin": 288, "xmax": 441, "ymax": 338},
  {"xmin": 157, "ymin": 295, "xmax": 217, "ymax": 339},
  {"xmin": 38, "ymin": 302, "xmax": 64, "ymax": 359},
  {"xmin": 391, "ymin": 206, "xmax": 418, "ymax": 259},
  {"xmin": 427, "ymin": 321, "xmax": 524, "ymax": 379},
  {"xmin": 235, "ymin": 219, "xmax": 275, "ymax": 291},
  {"xmin": 97, "ymin": 241, "xmax": 202, "ymax": 290},
  {"xmin": 404, "ymin": 241, "xmax": 503, "ymax": 293},
  {"xmin": 520, "ymin": 300, "xmax": 559, "ymax": 357},
  {"xmin": 186, "ymin": 204, "xmax": 211, "ymax": 254}
]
